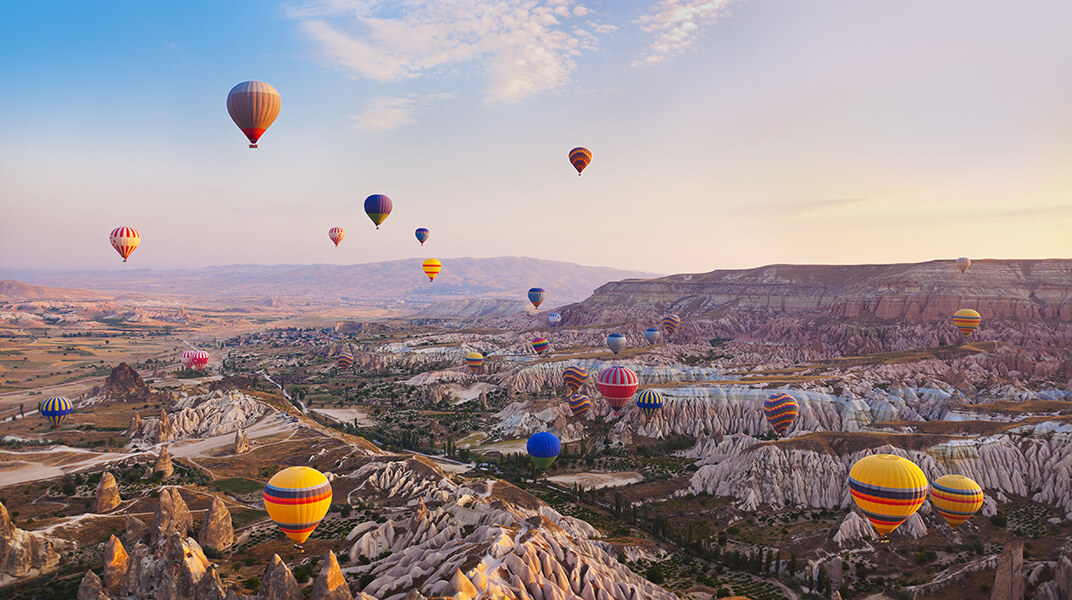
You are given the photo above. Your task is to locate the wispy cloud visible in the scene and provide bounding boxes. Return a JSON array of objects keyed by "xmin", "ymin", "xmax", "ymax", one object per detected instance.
[
  {"xmin": 742, "ymin": 197, "xmax": 867, "ymax": 216},
  {"xmin": 288, "ymin": 0, "xmax": 608, "ymax": 104},
  {"xmin": 349, "ymin": 93, "xmax": 454, "ymax": 132},
  {"xmin": 633, "ymin": 0, "xmax": 734, "ymax": 66}
]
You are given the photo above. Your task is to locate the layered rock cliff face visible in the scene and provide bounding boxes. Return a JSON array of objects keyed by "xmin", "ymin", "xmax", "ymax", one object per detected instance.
[{"xmin": 128, "ymin": 390, "xmax": 270, "ymax": 445}]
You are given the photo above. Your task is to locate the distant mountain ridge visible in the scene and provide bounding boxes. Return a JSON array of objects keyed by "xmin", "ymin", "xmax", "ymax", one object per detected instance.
[{"xmin": 0, "ymin": 280, "xmax": 106, "ymax": 301}]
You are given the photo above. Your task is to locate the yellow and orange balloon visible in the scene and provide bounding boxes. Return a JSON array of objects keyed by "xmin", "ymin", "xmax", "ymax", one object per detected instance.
[
  {"xmin": 930, "ymin": 474, "xmax": 983, "ymax": 528},
  {"xmin": 264, "ymin": 466, "xmax": 332, "ymax": 547},
  {"xmin": 848, "ymin": 454, "xmax": 928, "ymax": 536},
  {"xmin": 953, "ymin": 309, "xmax": 981, "ymax": 337},
  {"xmin": 422, "ymin": 259, "xmax": 442, "ymax": 282}
]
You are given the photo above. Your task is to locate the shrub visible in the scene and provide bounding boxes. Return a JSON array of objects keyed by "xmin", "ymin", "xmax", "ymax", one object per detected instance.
[
  {"xmin": 990, "ymin": 513, "xmax": 1007, "ymax": 527},
  {"xmin": 242, "ymin": 577, "xmax": 260, "ymax": 592},
  {"xmin": 645, "ymin": 565, "xmax": 665, "ymax": 585}
]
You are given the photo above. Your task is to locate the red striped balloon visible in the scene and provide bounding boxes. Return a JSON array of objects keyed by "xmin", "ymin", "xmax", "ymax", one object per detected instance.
[
  {"xmin": 596, "ymin": 366, "xmax": 639, "ymax": 412},
  {"xmin": 180, "ymin": 350, "xmax": 209, "ymax": 371},
  {"xmin": 531, "ymin": 338, "xmax": 550, "ymax": 355},
  {"xmin": 109, "ymin": 227, "xmax": 140, "ymax": 262},
  {"xmin": 328, "ymin": 227, "xmax": 345, "ymax": 247}
]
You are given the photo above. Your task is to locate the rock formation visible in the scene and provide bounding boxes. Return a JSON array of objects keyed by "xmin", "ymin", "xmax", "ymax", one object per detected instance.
[
  {"xmin": 234, "ymin": 428, "xmax": 251, "ymax": 454},
  {"xmin": 77, "ymin": 570, "xmax": 108, "ymax": 600},
  {"xmin": 152, "ymin": 487, "xmax": 193, "ymax": 544},
  {"xmin": 102, "ymin": 535, "xmax": 129, "ymax": 595},
  {"xmin": 126, "ymin": 515, "xmax": 149, "ymax": 545},
  {"xmin": 96, "ymin": 472, "xmax": 121, "ymax": 513},
  {"xmin": 127, "ymin": 411, "xmax": 143, "ymax": 437},
  {"xmin": 154, "ymin": 445, "xmax": 174, "ymax": 479},
  {"xmin": 127, "ymin": 390, "xmax": 270, "ymax": 445},
  {"xmin": 0, "ymin": 500, "xmax": 61, "ymax": 578},
  {"xmin": 157, "ymin": 409, "xmax": 175, "ymax": 443},
  {"xmin": 198, "ymin": 496, "xmax": 234, "ymax": 551},
  {"xmin": 258, "ymin": 554, "xmax": 300, "ymax": 600},
  {"xmin": 102, "ymin": 362, "xmax": 151, "ymax": 401},
  {"xmin": 119, "ymin": 533, "xmax": 226, "ymax": 599},
  {"xmin": 310, "ymin": 551, "xmax": 352, "ymax": 600},
  {"xmin": 991, "ymin": 539, "xmax": 1024, "ymax": 600}
]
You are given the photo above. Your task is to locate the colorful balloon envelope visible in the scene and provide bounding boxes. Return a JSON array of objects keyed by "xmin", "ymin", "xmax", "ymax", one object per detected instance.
[
  {"xmin": 527, "ymin": 432, "xmax": 561, "ymax": 469},
  {"xmin": 328, "ymin": 227, "xmax": 345, "ymax": 247},
  {"xmin": 596, "ymin": 365, "xmax": 639, "ymax": 412},
  {"xmin": 422, "ymin": 259, "xmax": 442, "ymax": 282},
  {"xmin": 930, "ymin": 474, "xmax": 984, "ymax": 528},
  {"xmin": 264, "ymin": 466, "xmax": 332, "ymax": 545},
  {"xmin": 364, "ymin": 194, "xmax": 393, "ymax": 229},
  {"xmin": 562, "ymin": 366, "xmax": 588, "ymax": 393},
  {"xmin": 548, "ymin": 312, "xmax": 562, "ymax": 326},
  {"xmin": 415, "ymin": 228, "xmax": 430, "ymax": 245},
  {"xmin": 528, "ymin": 288, "xmax": 546, "ymax": 310},
  {"xmin": 568, "ymin": 147, "xmax": 592, "ymax": 175},
  {"xmin": 180, "ymin": 350, "xmax": 210, "ymax": 371},
  {"xmin": 644, "ymin": 328, "xmax": 661, "ymax": 344},
  {"xmin": 953, "ymin": 309, "xmax": 981, "ymax": 337},
  {"xmin": 606, "ymin": 333, "xmax": 626, "ymax": 355},
  {"xmin": 531, "ymin": 337, "xmax": 550, "ymax": 355},
  {"xmin": 226, "ymin": 81, "xmax": 281, "ymax": 148},
  {"xmin": 40, "ymin": 396, "xmax": 72, "ymax": 428},
  {"xmin": 956, "ymin": 257, "xmax": 971, "ymax": 273},
  {"xmin": 567, "ymin": 394, "xmax": 591, "ymax": 419},
  {"xmin": 465, "ymin": 352, "xmax": 484, "ymax": 373},
  {"xmin": 636, "ymin": 389, "xmax": 663, "ymax": 418},
  {"xmin": 662, "ymin": 314, "xmax": 681, "ymax": 335},
  {"xmin": 336, "ymin": 352, "xmax": 354, "ymax": 369},
  {"xmin": 848, "ymin": 454, "xmax": 928, "ymax": 536},
  {"xmin": 764, "ymin": 393, "xmax": 799, "ymax": 437},
  {"xmin": 110, "ymin": 227, "xmax": 140, "ymax": 263}
]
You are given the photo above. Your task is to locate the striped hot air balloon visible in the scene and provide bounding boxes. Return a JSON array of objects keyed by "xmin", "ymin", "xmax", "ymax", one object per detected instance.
[
  {"xmin": 644, "ymin": 328, "xmax": 661, "ymax": 344},
  {"xmin": 180, "ymin": 350, "xmax": 210, "ymax": 371},
  {"xmin": 848, "ymin": 454, "xmax": 928, "ymax": 536},
  {"xmin": 465, "ymin": 352, "xmax": 484, "ymax": 373},
  {"xmin": 956, "ymin": 257, "xmax": 971, "ymax": 273},
  {"xmin": 422, "ymin": 259, "xmax": 442, "ymax": 282},
  {"xmin": 563, "ymin": 366, "xmax": 588, "ymax": 393},
  {"xmin": 328, "ymin": 227, "xmax": 345, "ymax": 247},
  {"xmin": 606, "ymin": 333, "xmax": 625, "ymax": 355},
  {"xmin": 415, "ymin": 228, "xmax": 430, "ymax": 245},
  {"xmin": 226, "ymin": 81, "xmax": 281, "ymax": 148},
  {"xmin": 528, "ymin": 288, "xmax": 546, "ymax": 310},
  {"xmin": 596, "ymin": 365, "xmax": 639, "ymax": 412},
  {"xmin": 531, "ymin": 338, "xmax": 550, "ymax": 356},
  {"xmin": 336, "ymin": 352, "xmax": 354, "ymax": 369},
  {"xmin": 952, "ymin": 309, "xmax": 981, "ymax": 337},
  {"xmin": 662, "ymin": 314, "xmax": 681, "ymax": 335},
  {"xmin": 40, "ymin": 396, "xmax": 72, "ymax": 428},
  {"xmin": 636, "ymin": 389, "xmax": 663, "ymax": 418},
  {"xmin": 568, "ymin": 147, "xmax": 592, "ymax": 175},
  {"xmin": 527, "ymin": 432, "xmax": 561, "ymax": 469},
  {"xmin": 763, "ymin": 393, "xmax": 799, "ymax": 437},
  {"xmin": 930, "ymin": 474, "xmax": 984, "ymax": 529},
  {"xmin": 364, "ymin": 194, "xmax": 393, "ymax": 229},
  {"xmin": 109, "ymin": 227, "xmax": 140, "ymax": 262},
  {"xmin": 567, "ymin": 394, "xmax": 591, "ymax": 419},
  {"xmin": 264, "ymin": 466, "xmax": 332, "ymax": 547}
]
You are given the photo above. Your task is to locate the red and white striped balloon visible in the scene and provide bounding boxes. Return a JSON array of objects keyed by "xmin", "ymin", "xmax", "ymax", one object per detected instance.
[
  {"xmin": 596, "ymin": 365, "xmax": 639, "ymax": 412},
  {"xmin": 328, "ymin": 227, "xmax": 345, "ymax": 247},
  {"xmin": 109, "ymin": 227, "xmax": 140, "ymax": 262},
  {"xmin": 180, "ymin": 350, "xmax": 210, "ymax": 371}
]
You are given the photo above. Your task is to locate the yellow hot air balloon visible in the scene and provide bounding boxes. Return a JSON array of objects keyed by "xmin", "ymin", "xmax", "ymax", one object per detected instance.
[
  {"xmin": 422, "ymin": 259, "xmax": 442, "ymax": 282},
  {"xmin": 848, "ymin": 454, "xmax": 928, "ymax": 536},
  {"xmin": 952, "ymin": 309, "xmax": 981, "ymax": 337},
  {"xmin": 956, "ymin": 257, "xmax": 971, "ymax": 273},
  {"xmin": 930, "ymin": 474, "xmax": 983, "ymax": 528},
  {"xmin": 264, "ymin": 466, "xmax": 332, "ymax": 548}
]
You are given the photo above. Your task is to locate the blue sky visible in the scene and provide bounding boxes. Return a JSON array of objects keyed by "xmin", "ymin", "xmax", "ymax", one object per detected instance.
[{"xmin": 2, "ymin": 0, "xmax": 1071, "ymax": 274}]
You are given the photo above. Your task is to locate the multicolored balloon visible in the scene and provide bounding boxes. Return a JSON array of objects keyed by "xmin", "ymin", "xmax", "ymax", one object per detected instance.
[
  {"xmin": 548, "ymin": 312, "xmax": 562, "ymax": 326},
  {"xmin": 528, "ymin": 288, "xmax": 546, "ymax": 310},
  {"xmin": 956, "ymin": 257, "xmax": 971, "ymax": 273},
  {"xmin": 563, "ymin": 366, "xmax": 587, "ymax": 393},
  {"xmin": 336, "ymin": 352, "xmax": 354, "ymax": 369},
  {"xmin": 636, "ymin": 389, "xmax": 663, "ymax": 418},
  {"xmin": 568, "ymin": 394, "xmax": 591, "ymax": 419},
  {"xmin": 568, "ymin": 147, "xmax": 592, "ymax": 175},
  {"xmin": 930, "ymin": 474, "xmax": 984, "ymax": 529},
  {"xmin": 180, "ymin": 350, "xmax": 210, "ymax": 371},
  {"xmin": 422, "ymin": 259, "xmax": 442, "ymax": 282},
  {"xmin": 531, "ymin": 337, "xmax": 550, "ymax": 355},
  {"xmin": 953, "ymin": 309, "xmax": 981, "ymax": 337},
  {"xmin": 415, "ymin": 228, "xmax": 430, "ymax": 246},
  {"xmin": 606, "ymin": 333, "xmax": 625, "ymax": 355},
  {"xmin": 465, "ymin": 352, "xmax": 484, "ymax": 373},
  {"xmin": 40, "ymin": 396, "xmax": 72, "ymax": 428},
  {"xmin": 596, "ymin": 365, "xmax": 639, "ymax": 412},
  {"xmin": 364, "ymin": 194, "xmax": 393, "ymax": 229},
  {"xmin": 110, "ymin": 227, "xmax": 140, "ymax": 263},
  {"xmin": 264, "ymin": 466, "xmax": 332, "ymax": 546},
  {"xmin": 328, "ymin": 227, "xmax": 345, "ymax": 247},
  {"xmin": 644, "ymin": 328, "xmax": 660, "ymax": 344},
  {"xmin": 763, "ymin": 393, "xmax": 799, "ymax": 437},
  {"xmin": 848, "ymin": 454, "xmax": 928, "ymax": 536},
  {"xmin": 662, "ymin": 314, "xmax": 681, "ymax": 335},
  {"xmin": 527, "ymin": 432, "xmax": 561, "ymax": 469},
  {"xmin": 226, "ymin": 81, "xmax": 281, "ymax": 148}
]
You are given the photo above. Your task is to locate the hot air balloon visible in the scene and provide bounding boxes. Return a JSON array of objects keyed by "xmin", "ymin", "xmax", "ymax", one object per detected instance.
[
  {"xmin": 180, "ymin": 350, "xmax": 210, "ymax": 371},
  {"xmin": 636, "ymin": 389, "xmax": 663, "ymax": 418},
  {"xmin": 567, "ymin": 394, "xmax": 591, "ymax": 419},
  {"xmin": 548, "ymin": 312, "xmax": 562, "ymax": 326},
  {"xmin": 662, "ymin": 314, "xmax": 681, "ymax": 335},
  {"xmin": 465, "ymin": 352, "xmax": 484, "ymax": 373},
  {"xmin": 606, "ymin": 333, "xmax": 626, "ymax": 355},
  {"xmin": 264, "ymin": 466, "xmax": 332, "ymax": 549},
  {"xmin": 531, "ymin": 338, "xmax": 550, "ymax": 356},
  {"xmin": 364, "ymin": 194, "xmax": 393, "ymax": 229},
  {"xmin": 568, "ymin": 147, "xmax": 592, "ymax": 175},
  {"xmin": 422, "ymin": 259, "xmax": 442, "ymax": 282},
  {"xmin": 644, "ymin": 328, "xmax": 661, "ymax": 344},
  {"xmin": 848, "ymin": 454, "xmax": 928, "ymax": 536},
  {"xmin": 764, "ymin": 393, "xmax": 799, "ymax": 437},
  {"xmin": 596, "ymin": 365, "xmax": 639, "ymax": 412},
  {"xmin": 227, "ymin": 81, "xmax": 281, "ymax": 148},
  {"xmin": 527, "ymin": 432, "xmax": 561, "ymax": 469},
  {"xmin": 528, "ymin": 288, "xmax": 546, "ymax": 310},
  {"xmin": 953, "ymin": 309, "xmax": 981, "ymax": 337},
  {"xmin": 563, "ymin": 366, "xmax": 587, "ymax": 393},
  {"xmin": 328, "ymin": 227, "xmax": 345, "ymax": 247},
  {"xmin": 40, "ymin": 396, "xmax": 72, "ymax": 428},
  {"xmin": 956, "ymin": 257, "xmax": 971, "ymax": 273},
  {"xmin": 110, "ymin": 227, "xmax": 140, "ymax": 263},
  {"xmin": 415, "ymin": 228, "xmax": 430, "ymax": 245},
  {"xmin": 336, "ymin": 352, "xmax": 354, "ymax": 369},
  {"xmin": 930, "ymin": 474, "xmax": 984, "ymax": 529}
]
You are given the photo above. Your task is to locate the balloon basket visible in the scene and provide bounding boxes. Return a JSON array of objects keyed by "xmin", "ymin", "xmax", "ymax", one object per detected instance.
[
  {"xmin": 249, "ymin": 144, "xmax": 258, "ymax": 149},
  {"xmin": 294, "ymin": 544, "xmax": 304, "ymax": 553}
]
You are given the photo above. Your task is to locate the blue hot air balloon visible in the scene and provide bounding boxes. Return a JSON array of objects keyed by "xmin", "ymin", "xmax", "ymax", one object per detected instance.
[
  {"xmin": 528, "ymin": 288, "xmax": 546, "ymax": 310},
  {"xmin": 527, "ymin": 432, "xmax": 561, "ymax": 469},
  {"xmin": 415, "ymin": 228, "xmax": 430, "ymax": 245}
]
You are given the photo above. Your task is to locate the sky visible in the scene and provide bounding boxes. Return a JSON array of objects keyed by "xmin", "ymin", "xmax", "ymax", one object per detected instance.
[{"xmin": 1, "ymin": 0, "xmax": 1071, "ymax": 275}]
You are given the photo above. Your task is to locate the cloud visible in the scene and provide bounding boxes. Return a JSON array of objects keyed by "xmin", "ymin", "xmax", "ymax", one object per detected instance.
[
  {"xmin": 741, "ymin": 197, "xmax": 867, "ymax": 216},
  {"xmin": 349, "ymin": 93, "xmax": 454, "ymax": 132},
  {"xmin": 288, "ymin": 0, "xmax": 608, "ymax": 103},
  {"xmin": 633, "ymin": 0, "xmax": 734, "ymax": 66}
]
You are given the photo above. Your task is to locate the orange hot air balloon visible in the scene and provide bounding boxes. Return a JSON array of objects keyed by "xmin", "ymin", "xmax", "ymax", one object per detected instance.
[
  {"xmin": 952, "ymin": 309, "xmax": 981, "ymax": 337},
  {"xmin": 227, "ymin": 81, "xmax": 281, "ymax": 148},
  {"xmin": 569, "ymin": 147, "xmax": 592, "ymax": 175},
  {"xmin": 110, "ymin": 227, "xmax": 140, "ymax": 262},
  {"xmin": 328, "ymin": 227, "xmax": 345, "ymax": 247},
  {"xmin": 422, "ymin": 259, "xmax": 442, "ymax": 282}
]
